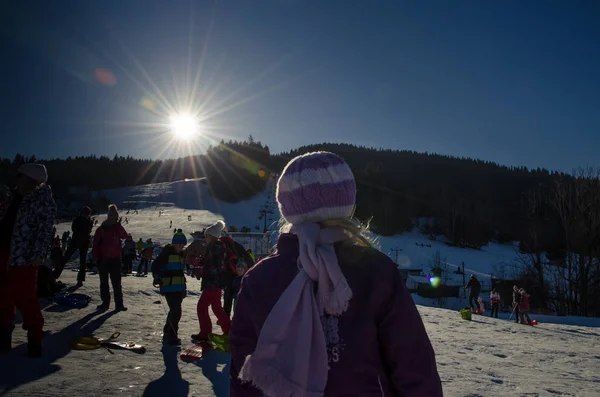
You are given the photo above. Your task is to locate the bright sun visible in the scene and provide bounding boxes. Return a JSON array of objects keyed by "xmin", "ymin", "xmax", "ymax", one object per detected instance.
[{"xmin": 169, "ymin": 113, "xmax": 199, "ymax": 140}]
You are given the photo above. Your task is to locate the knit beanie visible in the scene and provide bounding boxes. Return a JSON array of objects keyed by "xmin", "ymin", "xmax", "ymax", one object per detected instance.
[
  {"xmin": 172, "ymin": 229, "xmax": 188, "ymax": 245},
  {"xmin": 205, "ymin": 221, "xmax": 225, "ymax": 238},
  {"xmin": 276, "ymin": 151, "xmax": 356, "ymax": 225},
  {"xmin": 18, "ymin": 163, "xmax": 48, "ymax": 184}
]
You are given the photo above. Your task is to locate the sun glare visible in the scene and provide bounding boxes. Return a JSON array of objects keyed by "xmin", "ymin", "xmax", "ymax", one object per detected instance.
[{"xmin": 169, "ymin": 113, "xmax": 199, "ymax": 140}]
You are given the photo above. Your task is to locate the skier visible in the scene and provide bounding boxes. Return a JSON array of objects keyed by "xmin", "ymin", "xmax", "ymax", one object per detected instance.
[
  {"xmin": 152, "ymin": 230, "xmax": 188, "ymax": 345},
  {"xmin": 0, "ymin": 163, "xmax": 56, "ymax": 357},
  {"xmin": 191, "ymin": 220, "xmax": 231, "ymax": 342},
  {"xmin": 54, "ymin": 206, "xmax": 94, "ymax": 286},
  {"xmin": 464, "ymin": 274, "xmax": 481, "ymax": 313},
  {"xmin": 229, "ymin": 152, "xmax": 442, "ymax": 396},
  {"xmin": 512, "ymin": 285, "xmax": 521, "ymax": 323},
  {"xmin": 92, "ymin": 204, "xmax": 128, "ymax": 312},
  {"xmin": 490, "ymin": 288, "xmax": 500, "ymax": 318},
  {"xmin": 121, "ymin": 234, "xmax": 137, "ymax": 274},
  {"xmin": 519, "ymin": 289, "xmax": 532, "ymax": 325}
]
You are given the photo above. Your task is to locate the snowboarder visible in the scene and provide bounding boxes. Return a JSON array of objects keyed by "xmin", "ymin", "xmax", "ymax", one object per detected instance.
[
  {"xmin": 512, "ymin": 285, "xmax": 521, "ymax": 323},
  {"xmin": 490, "ymin": 288, "xmax": 500, "ymax": 318},
  {"xmin": 519, "ymin": 289, "xmax": 532, "ymax": 325},
  {"xmin": 121, "ymin": 234, "xmax": 137, "ymax": 274},
  {"xmin": 54, "ymin": 206, "xmax": 94, "ymax": 286},
  {"xmin": 0, "ymin": 163, "xmax": 56, "ymax": 357},
  {"xmin": 464, "ymin": 274, "xmax": 481, "ymax": 312},
  {"xmin": 228, "ymin": 152, "xmax": 442, "ymax": 396},
  {"xmin": 152, "ymin": 230, "xmax": 188, "ymax": 345},
  {"xmin": 92, "ymin": 204, "xmax": 128, "ymax": 312},
  {"xmin": 191, "ymin": 220, "xmax": 231, "ymax": 342}
]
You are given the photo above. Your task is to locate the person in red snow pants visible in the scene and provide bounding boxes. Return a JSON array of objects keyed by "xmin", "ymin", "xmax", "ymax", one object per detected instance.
[
  {"xmin": 0, "ymin": 250, "xmax": 45, "ymax": 346},
  {"xmin": 197, "ymin": 288, "xmax": 231, "ymax": 339}
]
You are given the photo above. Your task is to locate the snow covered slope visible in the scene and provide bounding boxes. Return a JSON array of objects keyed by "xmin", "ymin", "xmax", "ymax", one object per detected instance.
[
  {"xmin": 96, "ymin": 178, "xmax": 278, "ymax": 235},
  {"xmin": 1, "ymin": 269, "xmax": 599, "ymax": 396}
]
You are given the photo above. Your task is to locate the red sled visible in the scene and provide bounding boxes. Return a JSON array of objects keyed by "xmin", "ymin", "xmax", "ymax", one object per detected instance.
[{"xmin": 180, "ymin": 342, "xmax": 211, "ymax": 362}]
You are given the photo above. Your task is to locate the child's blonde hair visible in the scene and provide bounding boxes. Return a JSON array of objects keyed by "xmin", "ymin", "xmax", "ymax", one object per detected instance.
[{"xmin": 279, "ymin": 217, "xmax": 377, "ymax": 248}]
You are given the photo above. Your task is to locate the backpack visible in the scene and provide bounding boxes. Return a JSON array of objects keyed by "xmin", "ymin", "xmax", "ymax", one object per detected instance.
[{"xmin": 217, "ymin": 237, "xmax": 254, "ymax": 288}]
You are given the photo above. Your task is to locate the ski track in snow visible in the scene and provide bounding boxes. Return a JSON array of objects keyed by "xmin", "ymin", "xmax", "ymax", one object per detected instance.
[{"xmin": 1, "ymin": 268, "xmax": 599, "ymax": 396}]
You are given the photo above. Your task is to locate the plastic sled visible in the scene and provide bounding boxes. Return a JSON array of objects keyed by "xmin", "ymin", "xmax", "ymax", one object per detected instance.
[
  {"xmin": 72, "ymin": 331, "xmax": 145, "ymax": 354},
  {"xmin": 209, "ymin": 333, "xmax": 230, "ymax": 352},
  {"xmin": 55, "ymin": 293, "xmax": 92, "ymax": 309},
  {"xmin": 180, "ymin": 342, "xmax": 211, "ymax": 362}
]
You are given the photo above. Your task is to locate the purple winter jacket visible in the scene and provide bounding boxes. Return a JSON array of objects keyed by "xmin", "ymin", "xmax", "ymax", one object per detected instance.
[{"xmin": 229, "ymin": 234, "xmax": 442, "ymax": 397}]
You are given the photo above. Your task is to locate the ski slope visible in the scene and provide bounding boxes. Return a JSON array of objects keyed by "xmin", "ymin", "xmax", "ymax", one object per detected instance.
[{"xmin": 1, "ymin": 269, "xmax": 599, "ymax": 396}]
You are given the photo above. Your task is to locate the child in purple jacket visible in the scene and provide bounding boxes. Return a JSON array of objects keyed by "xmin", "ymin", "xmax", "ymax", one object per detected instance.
[{"xmin": 229, "ymin": 151, "xmax": 442, "ymax": 397}]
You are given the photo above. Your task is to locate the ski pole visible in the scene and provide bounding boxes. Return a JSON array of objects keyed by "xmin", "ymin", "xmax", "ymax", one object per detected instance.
[{"xmin": 508, "ymin": 304, "xmax": 517, "ymax": 321}]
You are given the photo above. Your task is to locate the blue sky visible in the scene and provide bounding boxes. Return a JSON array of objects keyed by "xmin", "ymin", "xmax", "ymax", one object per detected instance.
[{"xmin": 1, "ymin": 0, "xmax": 599, "ymax": 172}]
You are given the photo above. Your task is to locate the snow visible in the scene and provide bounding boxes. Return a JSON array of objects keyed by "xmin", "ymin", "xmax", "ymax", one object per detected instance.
[
  {"xmin": 2, "ymin": 268, "xmax": 599, "ymax": 396},
  {"xmin": 5, "ymin": 180, "xmax": 598, "ymax": 396}
]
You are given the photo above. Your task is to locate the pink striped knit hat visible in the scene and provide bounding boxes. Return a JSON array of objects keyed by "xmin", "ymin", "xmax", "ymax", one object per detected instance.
[{"xmin": 276, "ymin": 151, "xmax": 356, "ymax": 225}]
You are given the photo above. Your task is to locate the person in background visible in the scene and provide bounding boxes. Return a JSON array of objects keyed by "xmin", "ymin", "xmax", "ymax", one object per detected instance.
[
  {"xmin": 61, "ymin": 230, "xmax": 70, "ymax": 252},
  {"xmin": 229, "ymin": 152, "xmax": 441, "ymax": 397},
  {"xmin": 152, "ymin": 230, "xmax": 188, "ymax": 345},
  {"xmin": 53, "ymin": 206, "xmax": 94, "ymax": 287},
  {"xmin": 39, "ymin": 238, "xmax": 62, "ymax": 298},
  {"xmin": 184, "ymin": 231, "xmax": 206, "ymax": 274},
  {"xmin": 246, "ymin": 249, "xmax": 255, "ymax": 264},
  {"xmin": 519, "ymin": 288, "xmax": 532, "ymax": 325},
  {"xmin": 121, "ymin": 234, "xmax": 137, "ymax": 274},
  {"xmin": 512, "ymin": 285, "xmax": 521, "ymax": 323},
  {"xmin": 191, "ymin": 220, "xmax": 231, "ymax": 342},
  {"xmin": 136, "ymin": 237, "xmax": 144, "ymax": 257},
  {"xmin": 92, "ymin": 204, "xmax": 128, "ymax": 311},
  {"xmin": 138, "ymin": 239, "xmax": 153, "ymax": 276},
  {"xmin": 464, "ymin": 274, "xmax": 481, "ymax": 313},
  {"xmin": 490, "ymin": 288, "xmax": 500, "ymax": 318},
  {"xmin": 231, "ymin": 262, "xmax": 248, "ymax": 314},
  {"xmin": 0, "ymin": 163, "xmax": 56, "ymax": 357}
]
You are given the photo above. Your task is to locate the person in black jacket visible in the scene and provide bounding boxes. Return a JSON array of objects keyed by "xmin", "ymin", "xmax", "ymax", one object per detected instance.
[
  {"xmin": 464, "ymin": 274, "xmax": 481, "ymax": 312},
  {"xmin": 53, "ymin": 206, "xmax": 94, "ymax": 286}
]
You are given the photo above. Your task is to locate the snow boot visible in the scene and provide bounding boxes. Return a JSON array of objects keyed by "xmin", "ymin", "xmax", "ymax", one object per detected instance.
[
  {"xmin": 97, "ymin": 303, "xmax": 109, "ymax": 311},
  {"xmin": 191, "ymin": 334, "xmax": 209, "ymax": 343},
  {"xmin": 115, "ymin": 306, "xmax": 128, "ymax": 312}
]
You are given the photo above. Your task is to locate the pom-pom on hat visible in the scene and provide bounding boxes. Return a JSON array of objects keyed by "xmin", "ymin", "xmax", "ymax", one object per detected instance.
[
  {"xmin": 172, "ymin": 229, "xmax": 187, "ymax": 245},
  {"xmin": 276, "ymin": 151, "xmax": 356, "ymax": 225},
  {"xmin": 205, "ymin": 221, "xmax": 225, "ymax": 238},
  {"xmin": 18, "ymin": 163, "xmax": 48, "ymax": 184}
]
